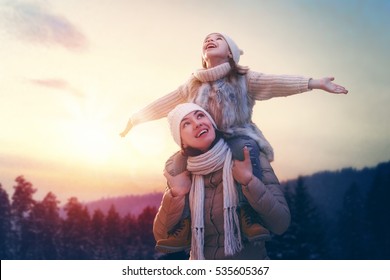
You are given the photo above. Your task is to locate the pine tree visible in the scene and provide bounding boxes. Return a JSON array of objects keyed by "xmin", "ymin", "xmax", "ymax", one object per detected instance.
[
  {"xmin": 61, "ymin": 197, "xmax": 92, "ymax": 259},
  {"xmin": 270, "ymin": 177, "xmax": 328, "ymax": 259},
  {"xmin": 104, "ymin": 204, "xmax": 124, "ymax": 259},
  {"xmin": 0, "ymin": 184, "xmax": 12, "ymax": 259},
  {"xmin": 337, "ymin": 182, "xmax": 366, "ymax": 259},
  {"xmin": 122, "ymin": 213, "xmax": 139, "ymax": 259},
  {"xmin": 293, "ymin": 177, "xmax": 328, "ymax": 259},
  {"xmin": 29, "ymin": 192, "xmax": 61, "ymax": 259},
  {"xmin": 10, "ymin": 176, "xmax": 36, "ymax": 259},
  {"xmin": 27, "ymin": 200, "xmax": 45, "ymax": 259},
  {"xmin": 91, "ymin": 209, "xmax": 106, "ymax": 259},
  {"xmin": 366, "ymin": 165, "xmax": 390, "ymax": 259},
  {"xmin": 135, "ymin": 206, "xmax": 157, "ymax": 259}
]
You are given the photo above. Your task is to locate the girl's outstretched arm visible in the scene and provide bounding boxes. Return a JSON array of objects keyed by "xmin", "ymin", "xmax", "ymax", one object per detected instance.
[
  {"xmin": 119, "ymin": 88, "xmax": 187, "ymax": 137},
  {"xmin": 308, "ymin": 77, "xmax": 348, "ymax": 94},
  {"xmin": 119, "ymin": 118, "xmax": 133, "ymax": 137}
]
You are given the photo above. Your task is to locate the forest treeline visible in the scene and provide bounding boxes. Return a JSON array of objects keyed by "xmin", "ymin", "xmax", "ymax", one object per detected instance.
[
  {"xmin": 0, "ymin": 176, "xmax": 157, "ymax": 260},
  {"xmin": 0, "ymin": 161, "xmax": 389, "ymax": 260}
]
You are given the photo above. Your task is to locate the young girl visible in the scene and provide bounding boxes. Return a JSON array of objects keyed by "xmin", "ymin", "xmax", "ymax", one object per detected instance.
[{"xmin": 120, "ymin": 32, "xmax": 348, "ymax": 251}]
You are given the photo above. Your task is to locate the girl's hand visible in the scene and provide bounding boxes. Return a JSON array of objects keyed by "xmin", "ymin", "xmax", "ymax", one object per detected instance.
[
  {"xmin": 163, "ymin": 170, "xmax": 192, "ymax": 197},
  {"xmin": 232, "ymin": 147, "xmax": 254, "ymax": 186},
  {"xmin": 309, "ymin": 77, "xmax": 348, "ymax": 94},
  {"xmin": 119, "ymin": 119, "xmax": 133, "ymax": 137}
]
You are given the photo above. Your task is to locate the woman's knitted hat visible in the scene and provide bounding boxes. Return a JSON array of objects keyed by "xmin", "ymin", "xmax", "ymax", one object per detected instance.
[
  {"xmin": 202, "ymin": 33, "xmax": 244, "ymax": 68},
  {"xmin": 168, "ymin": 103, "xmax": 217, "ymax": 147}
]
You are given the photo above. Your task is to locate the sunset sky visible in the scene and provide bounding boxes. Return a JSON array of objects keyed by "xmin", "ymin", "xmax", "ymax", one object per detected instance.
[{"xmin": 1, "ymin": 0, "xmax": 389, "ymax": 204}]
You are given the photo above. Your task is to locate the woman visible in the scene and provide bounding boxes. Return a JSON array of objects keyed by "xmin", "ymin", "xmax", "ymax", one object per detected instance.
[{"xmin": 153, "ymin": 103, "xmax": 290, "ymax": 260}]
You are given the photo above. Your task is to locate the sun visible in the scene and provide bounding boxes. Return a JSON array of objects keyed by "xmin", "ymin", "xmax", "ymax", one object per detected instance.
[
  {"xmin": 60, "ymin": 88, "xmax": 115, "ymax": 165},
  {"xmin": 128, "ymin": 122, "xmax": 171, "ymax": 157},
  {"xmin": 59, "ymin": 86, "xmax": 172, "ymax": 169},
  {"xmin": 72, "ymin": 117, "xmax": 113, "ymax": 164}
]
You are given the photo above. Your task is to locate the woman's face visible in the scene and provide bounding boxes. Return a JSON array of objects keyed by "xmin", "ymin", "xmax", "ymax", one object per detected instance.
[
  {"xmin": 202, "ymin": 33, "xmax": 231, "ymax": 68},
  {"xmin": 180, "ymin": 110, "xmax": 216, "ymax": 153}
]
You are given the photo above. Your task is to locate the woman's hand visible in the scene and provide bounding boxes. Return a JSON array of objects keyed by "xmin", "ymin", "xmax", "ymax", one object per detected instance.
[
  {"xmin": 308, "ymin": 77, "xmax": 348, "ymax": 94},
  {"xmin": 163, "ymin": 170, "xmax": 192, "ymax": 197},
  {"xmin": 232, "ymin": 146, "xmax": 254, "ymax": 186}
]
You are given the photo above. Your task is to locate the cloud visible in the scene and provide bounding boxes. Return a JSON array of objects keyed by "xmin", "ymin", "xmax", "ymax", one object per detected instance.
[
  {"xmin": 30, "ymin": 78, "xmax": 69, "ymax": 89},
  {"xmin": 29, "ymin": 78, "xmax": 84, "ymax": 98},
  {"xmin": 0, "ymin": 0, "xmax": 88, "ymax": 51}
]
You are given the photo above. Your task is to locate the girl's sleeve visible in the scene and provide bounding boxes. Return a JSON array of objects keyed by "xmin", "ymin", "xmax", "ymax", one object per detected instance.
[
  {"xmin": 130, "ymin": 85, "xmax": 188, "ymax": 127},
  {"xmin": 246, "ymin": 70, "xmax": 312, "ymax": 101},
  {"xmin": 242, "ymin": 152, "xmax": 291, "ymax": 235}
]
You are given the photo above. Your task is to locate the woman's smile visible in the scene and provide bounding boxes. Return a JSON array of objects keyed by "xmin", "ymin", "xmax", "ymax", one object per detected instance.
[{"xmin": 195, "ymin": 128, "xmax": 209, "ymax": 138}]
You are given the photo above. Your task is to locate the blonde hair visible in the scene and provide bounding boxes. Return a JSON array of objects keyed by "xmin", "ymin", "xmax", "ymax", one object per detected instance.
[{"xmin": 228, "ymin": 57, "xmax": 249, "ymax": 75}]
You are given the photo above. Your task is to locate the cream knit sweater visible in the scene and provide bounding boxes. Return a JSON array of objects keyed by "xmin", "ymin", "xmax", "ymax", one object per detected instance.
[{"xmin": 130, "ymin": 62, "xmax": 311, "ymax": 160}]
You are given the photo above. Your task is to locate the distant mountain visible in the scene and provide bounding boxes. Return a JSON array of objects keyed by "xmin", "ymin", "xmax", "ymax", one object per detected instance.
[
  {"xmin": 83, "ymin": 161, "xmax": 390, "ymax": 220},
  {"xmin": 85, "ymin": 192, "xmax": 163, "ymax": 217}
]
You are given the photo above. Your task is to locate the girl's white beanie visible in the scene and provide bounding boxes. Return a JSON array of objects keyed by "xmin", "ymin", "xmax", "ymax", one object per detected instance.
[{"xmin": 202, "ymin": 33, "xmax": 244, "ymax": 68}]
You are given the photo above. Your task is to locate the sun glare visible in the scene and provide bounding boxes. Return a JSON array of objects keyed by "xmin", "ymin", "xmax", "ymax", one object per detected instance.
[
  {"xmin": 128, "ymin": 123, "xmax": 171, "ymax": 158},
  {"xmin": 61, "ymin": 85, "xmax": 116, "ymax": 165},
  {"xmin": 73, "ymin": 117, "xmax": 113, "ymax": 164}
]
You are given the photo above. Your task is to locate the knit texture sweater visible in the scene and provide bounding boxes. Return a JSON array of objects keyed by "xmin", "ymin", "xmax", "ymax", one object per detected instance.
[{"xmin": 130, "ymin": 63, "xmax": 311, "ymax": 161}]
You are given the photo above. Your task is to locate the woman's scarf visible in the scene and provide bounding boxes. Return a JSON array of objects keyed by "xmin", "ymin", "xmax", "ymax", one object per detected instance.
[{"xmin": 187, "ymin": 139, "xmax": 243, "ymax": 259}]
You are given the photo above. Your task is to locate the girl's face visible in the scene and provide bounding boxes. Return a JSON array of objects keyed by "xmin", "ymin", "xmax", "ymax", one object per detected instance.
[
  {"xmin": 202, "ymin": 33, "xmax": 231, "ymax": 68},
  {"xmin": 180, "ymin": 110, "xmax": 216, "ymax": 153}
]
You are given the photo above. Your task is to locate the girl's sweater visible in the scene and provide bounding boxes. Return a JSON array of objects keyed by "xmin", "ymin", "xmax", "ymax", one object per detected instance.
[{"xmin": 130, "ymin": 62, "xmax": 311, "ymax": 161}]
